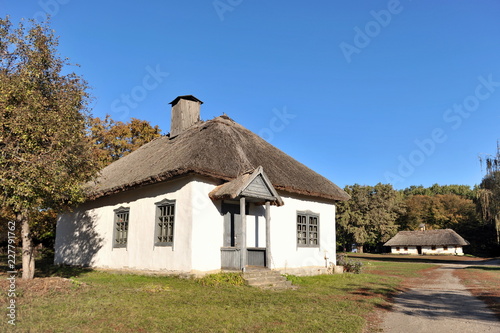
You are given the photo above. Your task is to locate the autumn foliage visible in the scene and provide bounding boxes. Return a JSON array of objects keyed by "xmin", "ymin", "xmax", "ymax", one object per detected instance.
[{"xmin": 88, "ymin": 115, "xmax": 161, "ymax": 169}]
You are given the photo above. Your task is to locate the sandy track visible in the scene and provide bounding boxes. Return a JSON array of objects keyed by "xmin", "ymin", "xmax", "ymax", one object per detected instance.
[{"xmin": 380, "ymin": 265, "xmax": 500, "ymax": 332}]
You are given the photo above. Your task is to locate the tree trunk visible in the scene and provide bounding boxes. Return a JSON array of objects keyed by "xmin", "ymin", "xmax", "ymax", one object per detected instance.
[
  {"xmin": 496, "ymin": 215, "xmax": 500, "ymax": 244},
  {"xmin": 19, "ymin": 212, "xmax": 35, "ymax": 280},
  {"xmin": 357, "ymin": 244, "xmax": 364, "ymax": 253}
]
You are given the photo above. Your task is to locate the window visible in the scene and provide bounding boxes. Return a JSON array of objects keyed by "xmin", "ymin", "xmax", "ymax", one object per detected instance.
[
  {"xmin": 431, "ymin": 245, "xmax": 436, "ymax": 250},
  {"xmin": 114, "ymin": 207, "xmax": 129, "ymax": 248},
  {"xmin": 396, "ymin": 247, "xmax": 400, "ymax": 251},
  {"xmin": 155, "ymin": 199, "xmax": 175, "ymax": 246},
  {"xmin": 296, "ymin": 211, "xmax": 319, "ymax": 247},
  {"xmin": 443, "ymin": 246, "xmax": 448, "ymax": 251},
  {"xmin": 404, "ymin": 246, "xmax": 408, "ymax": 251}
]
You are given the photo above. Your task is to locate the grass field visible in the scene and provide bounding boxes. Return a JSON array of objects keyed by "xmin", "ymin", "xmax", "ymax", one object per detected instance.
[{"xmin": 0, "ymin": 254, "xmax": 434, "ymax": 333}]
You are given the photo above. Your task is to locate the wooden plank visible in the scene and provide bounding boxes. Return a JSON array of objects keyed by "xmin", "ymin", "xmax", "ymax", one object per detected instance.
[
  {"xmin": 223, "ymin": 212, "xmax": 231, "ymax": 247},
  {"xmin": 241, "ymin": 175, "xmax": 275, "ymax": 198},
  {"xmin": 221, "ymin": 248, "xmax": 240, "ymax": 269},
  {"xmin": 247, "ymin": 248, "xmax": 266, "ymax": 267},
  {"xmin": 265, "ymin": 201, "xmax": 271, "ymax": 268},
  {"xmin": 240, "ymin": 197, "xmax": 246, "ymax": 270}
]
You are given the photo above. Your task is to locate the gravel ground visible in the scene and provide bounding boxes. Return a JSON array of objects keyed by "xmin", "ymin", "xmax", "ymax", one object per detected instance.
[{"xmin": 380, "ymin": 263, "xmax": 500, "ymax": 332}]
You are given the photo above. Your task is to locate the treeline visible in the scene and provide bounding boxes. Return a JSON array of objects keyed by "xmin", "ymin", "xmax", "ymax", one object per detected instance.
[{"xmin": 336, "ymin": 183, "xmax": 500, "ymax": 256}]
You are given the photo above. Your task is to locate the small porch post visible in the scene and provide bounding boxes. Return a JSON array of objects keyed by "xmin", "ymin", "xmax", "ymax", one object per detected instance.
[
  {"xmin": 240, "ymin": 196, "xmax": 247, "ymax": 271},
  {"xmin": 265, "ymin": 201, "xmax": 271, "ymax": 268}
]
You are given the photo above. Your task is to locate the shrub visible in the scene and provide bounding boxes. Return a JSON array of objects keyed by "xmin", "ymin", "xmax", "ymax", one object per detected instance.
[
  {"xmin": 282, "ymin": 274, "xmax": 303, "ymax": 284},
  {"xmin": 336, "ymin": 254, "xmax": 363, "ymax": 274}
]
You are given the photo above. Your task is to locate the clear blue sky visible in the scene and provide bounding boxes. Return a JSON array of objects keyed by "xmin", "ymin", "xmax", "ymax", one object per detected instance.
[{"xmin": 2, "ymin": 0, "xmax": 500, "ymax": 190}]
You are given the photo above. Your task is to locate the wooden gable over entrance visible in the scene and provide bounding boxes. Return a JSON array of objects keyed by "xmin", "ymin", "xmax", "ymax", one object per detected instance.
[{"xmin": 209, "ymin": 166, "xmax": 283, "ymax": 206}]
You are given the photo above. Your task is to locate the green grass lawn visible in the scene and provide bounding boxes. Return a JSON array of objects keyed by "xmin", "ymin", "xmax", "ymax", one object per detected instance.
[{"xmin": 0, "ymin": 255, "xmax": 433, "ymax": 333}]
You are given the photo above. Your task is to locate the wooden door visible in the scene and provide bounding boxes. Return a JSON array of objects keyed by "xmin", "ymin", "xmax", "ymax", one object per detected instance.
[{"xmin": 221, "ymin": 203, "xmax": 242, "ymax": 269}]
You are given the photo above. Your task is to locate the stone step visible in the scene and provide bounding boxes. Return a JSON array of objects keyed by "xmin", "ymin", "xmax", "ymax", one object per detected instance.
[
  {"xmin": 242, "ymin": 268, "xmax": 296, "ymax": 290},
  {"xmin": 248, "ymin": 279, "xmax": 293, "ymax": 288},
  {"xmin": 263, "ymin": 280, "xmax": 294, "ymax": 290},
  {"xmin": 245, "ymin": 275, "xmax": 286, "ymax": 285},
  {"xmin": 244, "ymin": 271, "xmax": 282, "ymax": 279}
]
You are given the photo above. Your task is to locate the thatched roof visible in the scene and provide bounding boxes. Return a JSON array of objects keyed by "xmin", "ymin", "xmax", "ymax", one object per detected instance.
[
  {"xmin": 87, "ymin": 115, "xmax": 350, "ymax": 202},
  {"xmin": 384, "ymin": 229, "xmax": 469, "ymax": 247}
]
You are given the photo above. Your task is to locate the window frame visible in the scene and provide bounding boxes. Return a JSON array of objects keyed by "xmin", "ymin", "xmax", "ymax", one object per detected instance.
[
  {"xmin": 113, "ymin": 206, "xmax": 129, "ymax": 248},
  {"xmin": 155, "ymin": 198, "xmax": 176, "ymax": 247},
  {"xmin": 296, "ymin": 210, "xmax": 320, "ymax": 248}
]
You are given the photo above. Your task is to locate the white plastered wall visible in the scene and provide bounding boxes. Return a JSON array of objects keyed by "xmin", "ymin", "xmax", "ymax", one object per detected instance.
[
  {"xmin": 422, "ymin": 245, "xmax": 464, "ymax": 255},
  {"xmin": 390, "ymin": 246, "xmax": 464, "ymax": 255},
  {"xmin": 246, "ymin": 206, "xmax": 266, "ymax": 249},
  {"xmin": 55, "ymin": 177, "xmax": 194, "ymax": 272},
  {"xmin": 268, "ymin": 193, "xmax": 336, "ymax": 272},
  {"xmin": 390, "ymin": 246, "xmax": 418, "ymax": 255},
  {"xmin": 189, "ymin": 177, "xmax": 223, "ymax": 272}
]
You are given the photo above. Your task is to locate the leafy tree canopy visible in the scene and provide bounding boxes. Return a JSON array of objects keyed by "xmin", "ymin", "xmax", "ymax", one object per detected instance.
[
  {"xmin": 0, "ymin": 17, "xmax": 98, "ymax": 211},
  {"xmin": 478, "ymin": 145, "xmax": 500, "ymax": 244},
  {"xmin": 401, "ymin": 184, "xmax": 476, "ymax": 200},
  {"xmin": 0, "ymin": 16, "xmax": 100, "ymax": 278},
  {"xmin": 89, "ymin": 115, "xmax": 161, "ymax": 169},
  {"xmin": 337, "ymin": 183, "xmax": 405, "ymax": 253},
  {"xmin": 399, "ymin": 194, "xmax": 478, "ymax": 231}
]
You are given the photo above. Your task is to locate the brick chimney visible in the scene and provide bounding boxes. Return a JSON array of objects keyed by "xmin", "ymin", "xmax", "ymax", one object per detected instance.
[{"xmin": 169, "ymin": 95, "xmax": 203, "ymax": 138}]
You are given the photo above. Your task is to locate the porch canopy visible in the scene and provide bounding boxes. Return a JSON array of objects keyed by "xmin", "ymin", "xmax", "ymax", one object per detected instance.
[
  {"xmin": 209, "ymin": 166, "xmax": 283, "ymax": 206},
  {"xmin": 209, "ymin": 166, "xmax": 283, "ymax": 269}
]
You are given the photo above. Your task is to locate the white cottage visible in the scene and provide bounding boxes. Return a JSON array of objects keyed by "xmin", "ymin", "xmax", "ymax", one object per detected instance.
[
  {"xmin": 384, "ymin": 229, "xmax": 469, "ymax": 255},
  {"xmin": 55, "ymin": 95, "xmax": 350, "ymax": 276}
]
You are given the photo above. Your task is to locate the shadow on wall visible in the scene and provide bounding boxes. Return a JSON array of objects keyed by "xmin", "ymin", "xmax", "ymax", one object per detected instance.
[{"xmin": 56, "ymin": 210, "xmax": 104, "ymax": 267}]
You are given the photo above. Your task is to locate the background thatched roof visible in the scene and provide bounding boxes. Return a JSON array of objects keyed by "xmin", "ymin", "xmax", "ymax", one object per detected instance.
[
  {"xmin": 384, "ymin": 229, "xmax": 469, "ymax": 247},
  {"xmin": 87, "ymin": 115, "xmax": 350, "ymax": 201}
]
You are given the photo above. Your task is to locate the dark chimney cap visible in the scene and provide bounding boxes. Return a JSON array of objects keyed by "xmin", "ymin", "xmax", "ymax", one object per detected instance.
[{"xmin": 169, "ymin": 95, "xmax": 203, "ymax": 106}]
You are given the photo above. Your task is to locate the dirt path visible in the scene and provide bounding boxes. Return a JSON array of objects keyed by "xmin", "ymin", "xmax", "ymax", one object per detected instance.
[{"xmin": 380, "ymin": 265, "xmax": 500, "ymax": 332}]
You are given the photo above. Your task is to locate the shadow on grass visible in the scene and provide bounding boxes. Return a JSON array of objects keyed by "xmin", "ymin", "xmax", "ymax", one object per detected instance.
[
  {"xmin": 349, "ymin": 286, "xmax": 407, "ymax": 312},
  {"xmin": 0, "ymin": 252, "xmax": 93, "ymax": 279},
  {"xmin": 35, "ymin": 251, "xmax": 93, "ymax": 278},
  {"xmin": 464, "ymin": 266, "xmax": 500, "ymax": 271}
]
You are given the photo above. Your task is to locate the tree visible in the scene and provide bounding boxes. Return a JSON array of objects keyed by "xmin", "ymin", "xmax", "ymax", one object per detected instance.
[
  {"xmin": 337, "ymin": 183, "xmax": 404, "ymax": 253},
  {"xmin": 0, "ymin": 17, "xmax": 99, "ymax": 279},
  {"xmin": 400, "ymin": 194, "xmax": 477, "ymax": 231},
  {"xmin": 89, "ymin": 115, "xmax": 161, "ymax": 169},
  {"xmin": 401, "ymin": 183, "xmax": 475, "ymax": 200},
  {"xmin": 478, "ymin": 173, "xmax": 500, "ymax": 245},
  {"xmin": 478, "ymin": 144, "xmax": 500, "ymax": 245}
]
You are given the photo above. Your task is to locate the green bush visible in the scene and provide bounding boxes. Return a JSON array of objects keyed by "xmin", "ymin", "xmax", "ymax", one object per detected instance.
[
  {"xmin": 282, "ymin": 274, "xmax": 303, "ymax": 284},
  {"xmin": 337, "ymin": 254, "xmax": 363, "ymax": 274}
]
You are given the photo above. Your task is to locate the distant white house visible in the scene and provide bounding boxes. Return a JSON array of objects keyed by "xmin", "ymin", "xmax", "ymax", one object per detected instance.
[
  {"xmin": 384, "ymin": 229, "xmax": 469, "ymax": 255},
  {"xmin": 55, "ymin": 95, "xmax": 350, "ymax": 276}
]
